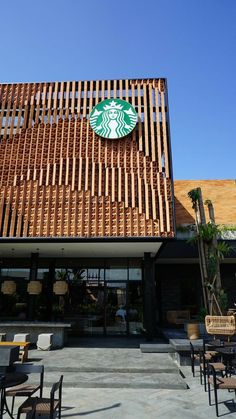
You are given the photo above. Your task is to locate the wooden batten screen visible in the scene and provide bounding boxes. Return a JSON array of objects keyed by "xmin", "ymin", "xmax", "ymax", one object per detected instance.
[{"xmin": 0, "ymin": 78, "xmax": 174, "ymax": 238}]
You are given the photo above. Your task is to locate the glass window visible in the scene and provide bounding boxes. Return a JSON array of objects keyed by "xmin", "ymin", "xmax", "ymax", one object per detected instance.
[
  {"xmin": 37, "ymin": 269, "xmax": 49, "ymax": 280},
  {"xmin": 105, "ymin": 268, "xmax": 127, "ymax": 281},
  {"xmin": 0, "ymin": 268, "xmax": 29, "ymax": 280},
  {"xmin": 0, "ymin": 268, "xmax": 30, "ymax": 320},
  {"xmin": 129, "ymin": 268, "xmax": 142, "ymax": 281}
]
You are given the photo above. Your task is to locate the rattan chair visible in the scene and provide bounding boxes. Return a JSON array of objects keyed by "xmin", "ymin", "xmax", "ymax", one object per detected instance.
[
  {"xmin": 207, "ymin": 364, "xmax": 236, "ymax": 417},
  {"xmin": 17, "ymin": 375, "xmax": 63, "ymax": 419},
  {"xmin": 6, "ymin": 364, "xmax": 44, "ymax": 415},
  {"xmin": 205, "ymin": 315, "xmax": 236, "ymax": 339}
]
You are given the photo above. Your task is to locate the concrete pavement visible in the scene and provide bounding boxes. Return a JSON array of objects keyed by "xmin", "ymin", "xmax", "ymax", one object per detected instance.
[{"xmin": 11, "ymin": 338, "xmax": 236, "ymax": 418}]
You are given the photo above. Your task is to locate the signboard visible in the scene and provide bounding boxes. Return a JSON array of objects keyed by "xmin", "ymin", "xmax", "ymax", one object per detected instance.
[{"xmin": 89, "ymin": 98, "xmax": 137, "ymax": 139}]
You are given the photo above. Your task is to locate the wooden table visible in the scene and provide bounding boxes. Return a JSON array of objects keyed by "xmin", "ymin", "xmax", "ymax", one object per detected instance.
[{"xmin": 0, "ymin": 342, "xmax": 30, "ymax": 362}]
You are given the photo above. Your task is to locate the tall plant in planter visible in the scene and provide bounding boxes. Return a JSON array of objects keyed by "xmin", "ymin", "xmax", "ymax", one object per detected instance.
[{"xmin": 188, "ymin": 188, "xmax": 230, "ymax": 315}]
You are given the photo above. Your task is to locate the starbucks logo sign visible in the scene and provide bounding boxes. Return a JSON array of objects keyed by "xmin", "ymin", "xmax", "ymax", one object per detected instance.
[{"xmin": 89, "ymin": 99, "xmax": 137, "ymax": 139}]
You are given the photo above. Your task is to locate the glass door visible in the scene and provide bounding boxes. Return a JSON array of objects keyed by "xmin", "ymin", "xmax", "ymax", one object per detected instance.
[
  {"xmin": 65, "ymin": 268, "xmax": 105, "ymax": 336},
  {"xmin": 63, "ymin": 264, "xmax": 143, "ymax": 337},
  {"xmin": 105, "ymin": 281, "xmax": 128, "ymax": 335}
]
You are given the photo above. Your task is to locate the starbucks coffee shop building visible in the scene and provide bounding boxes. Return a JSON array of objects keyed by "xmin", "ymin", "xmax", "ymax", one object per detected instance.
[{"xmin": 0, "ymin": 78, "xmax": 175, "ymax": 339}]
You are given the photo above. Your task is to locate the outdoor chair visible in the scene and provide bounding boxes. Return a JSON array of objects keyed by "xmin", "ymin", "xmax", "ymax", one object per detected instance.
[
  {"xmin": 6, "ymin": 364, "xmax": 44, "ymax": 415},
  {"xmin": 190, "ymin": 341, "xmax": 200, "ymax": 377},
  {"xmin": 207, "ymin": 363, "xmax": 236, "ymax": 417},
  {"xmin": 190, "ymin": 340, "xmax": 222, "ymax": 382},
  {"xmin": 199, "ymin": 349, "xmax": 225, "ymax": 392},
  {"xmin": 203, "ymin": 338, "xmax": 219, "ymax": 359},
  {"xmin": 17, "ymin": 375, "xmax": 63, "ymax": 419}
]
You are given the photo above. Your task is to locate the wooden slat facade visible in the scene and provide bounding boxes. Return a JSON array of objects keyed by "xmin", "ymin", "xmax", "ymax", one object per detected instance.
[{"xmin": 0, "ymin": 78, "xmax": 174, "ymax": 238}]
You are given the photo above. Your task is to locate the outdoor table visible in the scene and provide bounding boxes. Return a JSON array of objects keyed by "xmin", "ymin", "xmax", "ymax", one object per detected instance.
[
  {"xmin": 206, "ymin": 340, "xmax": 236, "ymax": 349},
  {"xmin": 0, "ymin": 372, "xmax": 28, "ymax": 419}
]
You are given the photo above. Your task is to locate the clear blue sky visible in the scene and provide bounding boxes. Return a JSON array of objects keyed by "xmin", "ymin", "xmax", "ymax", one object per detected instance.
[{"xmin": 1, "ymin": 0, "xmax": 235, "ymax": 180}]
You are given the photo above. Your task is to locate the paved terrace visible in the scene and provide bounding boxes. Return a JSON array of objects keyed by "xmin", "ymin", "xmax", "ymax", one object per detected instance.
[{"xmin": 11, "ymin": 337, "xmax": 236, "ymax": 418}]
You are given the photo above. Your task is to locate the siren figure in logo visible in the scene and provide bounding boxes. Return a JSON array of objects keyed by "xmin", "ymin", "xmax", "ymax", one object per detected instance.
[{"xmin": 90, "ymin": 99, "xmax": 137, "ymax": 139}]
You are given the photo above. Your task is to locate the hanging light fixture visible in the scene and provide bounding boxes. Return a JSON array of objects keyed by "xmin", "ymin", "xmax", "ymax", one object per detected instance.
[
  {"xmin": 1, "ymin": 280, "xmax": 16, "ymax": 295},
  {"xmin": 27, "ymin": 281, "xmax": 42, "ymax": 295},
  {"xmin": 53, "ymin": 280, "xmax": 68, "ymax": 295},
  {"xmin": 53, "ymin": 250, "xmax": 68, "ymax": 295}
]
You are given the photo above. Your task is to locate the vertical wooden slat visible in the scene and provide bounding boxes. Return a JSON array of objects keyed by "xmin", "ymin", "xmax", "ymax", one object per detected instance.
[
  {"xmin": 0, "ymin": 187, "xmax": 6, "ymax": 233},
  {"xmin": 67, "ymin": 187, "xmax": 71, "ymax": 236},
  {"xmin": 35, "ymin": 85, "xmax": 42, "ymax": 124},
  {"xmin": 119, "ymin": 79, "xmax": 123, "ymax": 99},
  {"xmin": 164, "ymin": 177, "xmax": 170, "ymax": 232},
  {"xmin": 47, "ymin": 83, "xmax": 53, "ymax": 123},
  {"xmin": 28, "ymin": 88, "xmax": 35, "ymax": 128},
  {"xmin": 76, "ymin": 81, "xmax": 82, "ymax": 117},
  {"xmin": 72, "ymin": 157, "xmax": 76, "ymax": 191},
  {"xmin": 143, "ymin": 84, "xmax": 149, "ymax": 156},
  {"xmin": 65, "ymin": 81, "xmax": 70, "ymax": 119},
  {"xmin": 131, "ymin": 172, "xmax": 135, "ymax": 208},
  {"xmin": 137, "ymin": 83, "xmax": 143, "ymax": 151},
  {"xmin": 59, "ymin": 82, "xmax": 64, "ymax": 119},
  {"xmin": 80, "ymin": 190, "xmax": 85, "ymax": 236},
  {"xmin": 23, "ymin": 181, "xmax": 33, "ymax": 236},
  {"xmin": 73, "ymin": 189, "xmax": 78, "ymax": 236},
  {"xmin": 148, "ymin": 84, "xmax": 156, "ymax": 161},
  {"xmin": 71, "ymin": 81, "xmax": 76, "ymax": 117},
  {"xmin": 113, "ymin": 79, "xmax": 117, "ymax": 99},
  {"xmin": 92, "ymin": 196, "xmax": 97, "ymax": 236},
  {"xmin": 9, "ymin": 85, "xmax": 18, "ymax": 138},
  {"xmin": 154, "ymin": 86, "xmax": 163, "ymax": 172},
  {"xmin": 59, "ymin": 185, "xmax": 65, "ymax": 236},
  {"xmin": 3, "ymin": 85, "xmax": 13, "ymax": 140},
  {"xmin": 101, "ymin": 80, "xmax": 105, "ymax": 101},
  {"xmin": 157, "ymin": 173, "xmax": 164, "ymax": 233},
  {"xmin": 2, "ymin": 186, "xmax": 13, "ymax": 236},
  {"xmin": 0, "ymin": 85, "xmax": 8, "ymax": 138},
  {"xmin": 41, "ymin": 83, "xmax": 47, "ymax": 124},
  {"xmin": 52, "ymin": 184, "xmax": 58, "ymax": 236},
  {"xmin": 45, "ymin": 185, "xmax": 52, "ymax": 236},
  {"xmin": 82, "ymin": 81, "xmax": 88, "ymax": 118},
  {"xmin": 53, "ymin": 82, "xmax": 59, "ymax": 122},
  {"xmin": 16, "ymin": 182, "xmax": 27, "ymax": 236},
  {"xmin": 160, "ymin": 92, "xmax": 170, "ymax": 177}
]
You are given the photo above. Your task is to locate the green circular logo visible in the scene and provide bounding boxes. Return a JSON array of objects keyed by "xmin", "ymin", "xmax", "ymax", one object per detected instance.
[{"xmin": 89, "ymin": 99, "xmax": 137, "ymax": 139}]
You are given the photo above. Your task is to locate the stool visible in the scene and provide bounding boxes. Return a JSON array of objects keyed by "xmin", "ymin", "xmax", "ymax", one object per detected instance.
[
  {"xmin": 13, "ymin": 333, "xmax": 29, "ymax": 342},
  {"xmin": 37, "ymin": 333, "xmax": 53, "ymax": 350},
  {"xmin": 13, "ymin": 334, "xmax": 30, "ymax": 361},
  {"xmin": 0, "ymin": 333, "xmax": 6, "ymax": 342}
]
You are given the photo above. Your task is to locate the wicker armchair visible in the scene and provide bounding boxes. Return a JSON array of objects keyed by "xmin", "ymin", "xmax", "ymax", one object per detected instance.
[{"xmin": 205, "ymin": 315, "xmax": 236, "ymax": 338}]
